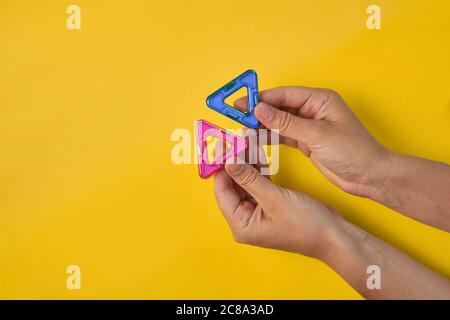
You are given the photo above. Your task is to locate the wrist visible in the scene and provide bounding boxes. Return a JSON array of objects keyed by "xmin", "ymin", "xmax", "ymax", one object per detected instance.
[
  {"xmin": 317, "ymin": 215, "xmax": 369, "ymax": 266},
  {"xmin": 363, "ymin": 149, "xmax": 397, "ymax": 201},
  {"xmin": 312, "ymin": 210, "xmax": 354, "ymax": 262}
]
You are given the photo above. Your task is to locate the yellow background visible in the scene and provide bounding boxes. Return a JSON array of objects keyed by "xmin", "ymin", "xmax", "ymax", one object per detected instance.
[{"xmin": 1, "ymin": 0, "xmax": 449, "ymax": 299}]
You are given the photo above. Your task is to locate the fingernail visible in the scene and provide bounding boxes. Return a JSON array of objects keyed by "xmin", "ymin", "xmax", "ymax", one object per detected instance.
[{"xmin": 256, "ymin": 103, "xmax": 273, "ymax": 121}]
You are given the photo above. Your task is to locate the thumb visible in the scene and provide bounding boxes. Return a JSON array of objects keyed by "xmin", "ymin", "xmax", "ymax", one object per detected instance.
[
  {"xmin": 225, "ymin": 163, "xmax": 281, "ymax": 206},
  {"xmin": 255, "ymin": 102, "xmax": 316, "ymax": 143}
]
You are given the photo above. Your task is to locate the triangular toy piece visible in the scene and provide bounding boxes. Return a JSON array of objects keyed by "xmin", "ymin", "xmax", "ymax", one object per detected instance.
[
  {"xmin": 206, "ymin": 70, "xmax": 260, "ymax": 129},
  {"xmin": 195, "ymin": 120, "xmax": 248, "ymax": 179}
]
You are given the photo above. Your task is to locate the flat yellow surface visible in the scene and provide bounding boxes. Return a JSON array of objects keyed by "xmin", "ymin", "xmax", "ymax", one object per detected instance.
[{"xmin": 0, "ymin": 0, "xmax": 449, "ymax": 299}]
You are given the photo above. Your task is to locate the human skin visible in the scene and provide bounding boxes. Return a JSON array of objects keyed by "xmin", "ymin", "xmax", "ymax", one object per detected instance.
[
  {"xmin": 213, "ymin": 87, "xmax": 450, "ymax": 299},
  {"xmin": 234, "ymin": 87, "xmax": 450, "ymax": 231}
]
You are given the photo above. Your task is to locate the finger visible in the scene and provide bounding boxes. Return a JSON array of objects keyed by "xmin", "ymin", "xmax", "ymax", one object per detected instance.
[
  {"xmin": 234, "ymin": 86, "xmax": 314, "ymax": 108},
  {"xmin": 243, "ymin": 125, "xmax": 297, "ymax": 148},
  {"xmin": 225, "ymin": 162, "xmax": 282, "ymax": 207},
  {"xmin": 233, "ymin": 96, "xmax": 248, "ymax": 112},
  {"xmin": 240, "ymin": 129, "xmax": 270, "ymax": 173},
  {"xmin": 253, "ymin": 144, "xmax": 270, "ymax": 176},
  {"xmin": 214, "ymin": 171, "xmax": 250, "ymax": 219},
  {"xmin": 280, "ymin": 136, "xmax": 298, "ymax": 148},
  {"xmin": 260, "ymin": 128, "xmax": 298, "ymax": 148},
  {"xmin": 258, "ymin": 86, "xmax": 314, "ymax": 109},
  {"xmin": 214, "ymin": 170, "xmax": 240, "ymax": 219},
  {"xmin": 254, "ymin": 102, "xmax": 317, "ymax": 144},
  {"xmin": 214, "ymin": 170, "xmax": 257, "ymax": 228},
  {"xmin": 243, "ymin": 127, "xmax": 304, "ymax": 161},
  {"xmin": 235, "ymin": 86, "xmax": 316, "ymax": 119}
]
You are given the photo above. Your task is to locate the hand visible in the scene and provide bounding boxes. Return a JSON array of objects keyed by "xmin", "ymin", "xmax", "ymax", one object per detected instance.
[
  {"xmin": 214, "ymin": 162, "xmax": 342, "ymax": 258},
  {"xmin": 235, "ymin": 87, "xmax": 392, "ymax": 198}
]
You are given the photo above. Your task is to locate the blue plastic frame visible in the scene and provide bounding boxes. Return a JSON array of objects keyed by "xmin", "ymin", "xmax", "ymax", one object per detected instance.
[{"xmin": 206, "ymin": 69, "xmax": 260, "ymax": 129}]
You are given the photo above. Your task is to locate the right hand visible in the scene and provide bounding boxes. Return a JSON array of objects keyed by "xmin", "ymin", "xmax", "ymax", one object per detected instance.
[
  {"xmin": 235, "ymin": 86, "xmax": 392, "ymax": 198},
  {"xmin": 214, "ymin": 162, "xmax": 342, "ymax": 259}
]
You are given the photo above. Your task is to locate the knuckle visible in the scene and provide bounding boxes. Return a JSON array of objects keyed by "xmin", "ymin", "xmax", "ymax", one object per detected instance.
[
  {"xmin": 321, "ymin": 88, "xmax": 341, "ymax": 101},
  {"xmin": 277, "ymin": 111, "xmax": 295, "ymax": 133},
  {"xmin": 238, "ymin": 168, "xmax": 258, "ymax": 188}
]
